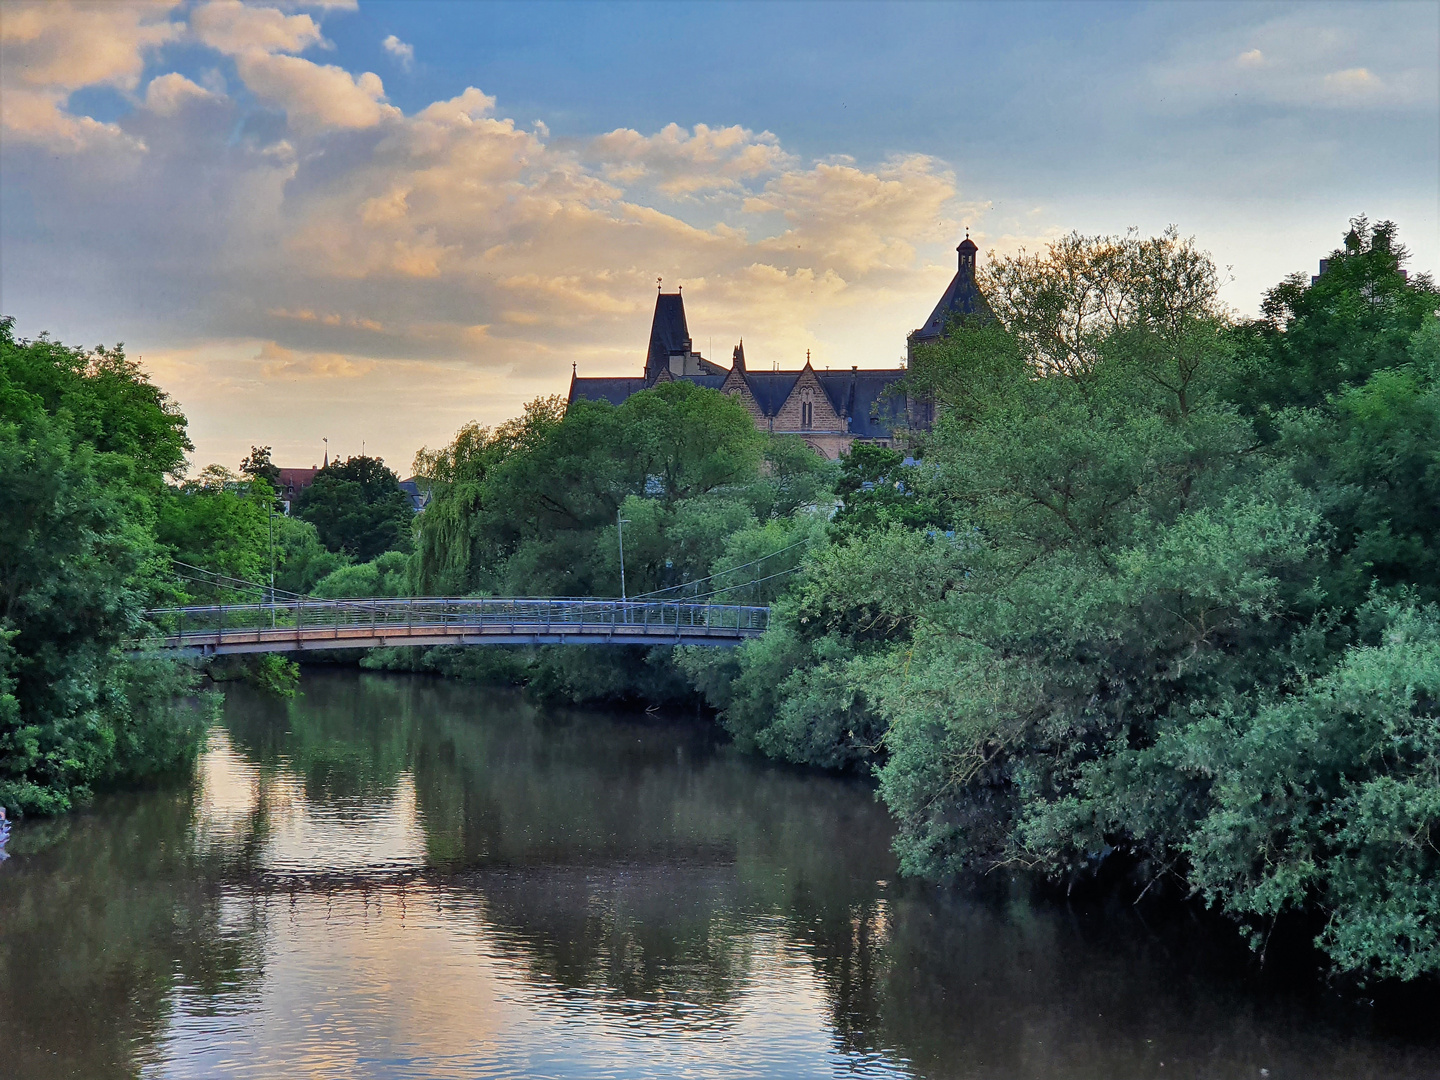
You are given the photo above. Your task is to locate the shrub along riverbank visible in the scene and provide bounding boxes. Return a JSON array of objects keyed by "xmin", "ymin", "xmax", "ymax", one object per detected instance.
[{"xmin": 3, "ymin": 218, "xmax": 1437, "ymax": 984}]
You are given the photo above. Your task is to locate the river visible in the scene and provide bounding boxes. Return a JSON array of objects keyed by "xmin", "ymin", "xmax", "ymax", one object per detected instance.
[{"xmin": 1, "ymin": 671, "xmax": 1436, "ymax": 1079}]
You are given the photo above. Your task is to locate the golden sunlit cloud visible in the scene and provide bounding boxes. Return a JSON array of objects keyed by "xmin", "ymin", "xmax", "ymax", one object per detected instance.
[{"xmin": 257, "ymin": 342, "xmax": 377, "ymax": 379}]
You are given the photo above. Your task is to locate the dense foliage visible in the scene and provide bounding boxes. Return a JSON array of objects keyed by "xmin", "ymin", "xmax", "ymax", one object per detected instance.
[
  {"xmin": 296, "ymin": 454, "xmax": 414, "ymax": 562},
  {"xmin": 408, "ymin": 383, "xmax": 834, "ymax": 701},
  {"xmin": 157, "ymin": 465, "xmax": 273, "ymax": 583},
  {"xmin": 689, "ymin": 220, "xmax": 1437, "ymax": 982},
  {"xmin": 0, "ymin": 319, "xmax": 205, "ymax": 815}
]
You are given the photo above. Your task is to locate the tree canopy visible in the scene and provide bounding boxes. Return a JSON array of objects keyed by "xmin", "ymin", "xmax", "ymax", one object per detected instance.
[
  {"xmin": 1, "ymin": 318, "xmax": 204, "ymax": 815},
  {"xmin": 685, "ymin": 220, "xmax": 1440, "ymax": 983},
  {"xmin": 296, "ymin": 454, "xmax": 414, "ymax": 562},
  {"xmin": 409, "ymin": 381, "xmax": 832, "ymax": 701}
]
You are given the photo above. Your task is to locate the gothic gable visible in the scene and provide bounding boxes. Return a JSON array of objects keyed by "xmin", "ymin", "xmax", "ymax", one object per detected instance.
[
  {"xmin": 720, "ymin": 367, "xmax": 764, "ymax": 421},
  {"xmin": 773, "ymin": 366, "xmax": 844, "ymax": 433}
]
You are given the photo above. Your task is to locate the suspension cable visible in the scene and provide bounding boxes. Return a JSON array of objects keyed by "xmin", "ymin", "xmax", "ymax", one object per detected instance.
[
  {"xmin": 629, "ymin": 535, "xmax": 814, "ymax": 600},
  {"xmin": 679, "ymin": 565, "xmax": 803, "ymax": 603},
  {"xmin": 170, "ymin": 562, "xmax": 309, "ymax": 601}
]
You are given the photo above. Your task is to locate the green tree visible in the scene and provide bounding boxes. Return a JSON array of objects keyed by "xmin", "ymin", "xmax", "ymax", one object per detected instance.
[
  {"xmin": 1270, "ymin": 283, "xmax": 1440, "ymax": 612},
  {"xmin": 866, "ymin": 230, "xmax": 1319, "ymax": 882},
  {"xmin": 1235, "ymin": 217, "xmax": 1437, "ymax": 413},
  {"xmin": 408, "ymin": 382, "xmax": 808, "ymax": 703},
  {"xmin": 1, "ymin": 319, "xmax": 204, "ymax": 816},
  {"xmin": 311, "ymin": 550, "xmax": 411, "ymax": 599},
  {"xmin": 296, "ymin": 454, "xmax": 414, "ymax": 562},
  {"xmin": 410, "ymin": 400, "xmax": 567, "ymax": 596},
  {"xmin": 156, "ymin": 465, "xmax": 272, "ymax": 585},
  {"xmin": 1184, "ymin": 601, "xmax": 1440, "ymax": 981},
  {"xmin": 729, "ymin": 221, "xmax": 1440, "ymax": 982},
  {"xmin": 830, "ymin": 442, "xmax": 944, "ymax": 537},
  {"xmin": 239, "ymin": 444, "xmax": 281, "ymax": 488},
  {"xmin": 0, "ymin": 317, "xmax": 190, "ymax": 484},
  {"xmin": 272, "ymin": 515, "xmax": 350, "ymax": 595}
]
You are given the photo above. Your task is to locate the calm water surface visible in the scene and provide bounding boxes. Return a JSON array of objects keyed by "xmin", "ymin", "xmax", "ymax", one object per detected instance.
[{"xmin": 2, "ymin": 671, "xmax": 1436, "ymax": 1079}]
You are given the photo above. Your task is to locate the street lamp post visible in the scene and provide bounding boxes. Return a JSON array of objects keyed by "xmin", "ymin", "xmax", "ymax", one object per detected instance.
[
  {"xmin": 268, "ymin": 498, "xmax": 276, "ymax": 628},
  {"xmin": 617, "ymin": 510, "xmax": 630, "ymax": 616}
]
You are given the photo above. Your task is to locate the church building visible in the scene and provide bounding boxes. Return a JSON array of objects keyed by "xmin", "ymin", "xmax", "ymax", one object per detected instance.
[{"xmin": 567, "ymin": 233, "xmax": 989, "ymax": 458}]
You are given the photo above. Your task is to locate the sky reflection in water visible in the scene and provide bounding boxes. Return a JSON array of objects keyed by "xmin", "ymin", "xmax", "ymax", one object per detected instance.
[{"xmin": 1, "ymin": 671, "xmax": 1437, "ymax": 1079}]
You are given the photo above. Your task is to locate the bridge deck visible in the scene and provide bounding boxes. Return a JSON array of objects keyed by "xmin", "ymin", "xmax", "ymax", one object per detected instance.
[{"xmin": 129, "ymin": 598, "xmax": 768, "ymax": 656}]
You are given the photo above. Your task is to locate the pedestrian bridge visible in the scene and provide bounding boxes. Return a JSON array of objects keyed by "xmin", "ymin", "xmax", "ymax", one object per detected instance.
[{"xmin": 129, "ymin": 597, "xmax": 769, "ymax": 656}]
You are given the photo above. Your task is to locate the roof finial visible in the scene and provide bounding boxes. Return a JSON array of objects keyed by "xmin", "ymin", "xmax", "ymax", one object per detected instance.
[
  {"xmin": 657, "ymin": 276, "xmax": 662, "ymax": 292},
  {"xmin": 806, "ymin": 349, "xmax": 811, "ymax": 366},
  {"xmin": 572, "ymin": 361, "xmax": 577, "ymax": 375}
]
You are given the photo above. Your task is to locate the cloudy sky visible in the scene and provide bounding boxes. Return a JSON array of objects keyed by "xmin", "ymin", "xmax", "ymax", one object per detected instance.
[{"xmin": 2, "ymin": 0, "xmax": 1435, "ymax": 473}]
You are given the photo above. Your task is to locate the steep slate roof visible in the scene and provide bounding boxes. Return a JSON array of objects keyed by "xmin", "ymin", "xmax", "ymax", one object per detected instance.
[
  {"xmin": 646, "ymin": 292, "xmax": 691, "ymax": 377},
  {"xmin": 742, "ymin": 372, "xmax": 802, "ymax": 416},
  {"xmin": 814, "ymin": 370, "xmax": 908, "ymax": 438},
  {"xmin": 911, "ymin": 236, "xmax": 993, "ymax": 343},
  {"xmin": 693, "ymin": 356, "xmax": 731, "ymax": 376},
  {"xmin": 568, "ymin": 376, "xmax": 648, "ymax": 406}
]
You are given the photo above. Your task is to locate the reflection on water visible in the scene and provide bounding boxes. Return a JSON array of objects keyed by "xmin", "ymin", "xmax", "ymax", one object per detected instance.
[{"xmin": 1, "ymin": 671, "xmax": 1437, "ymax": 1079}]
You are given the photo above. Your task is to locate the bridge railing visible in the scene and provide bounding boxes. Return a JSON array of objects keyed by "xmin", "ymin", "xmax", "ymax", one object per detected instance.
[{"xmin": 131, "ymin": 597, "xmax": 769, "ymax": 650}]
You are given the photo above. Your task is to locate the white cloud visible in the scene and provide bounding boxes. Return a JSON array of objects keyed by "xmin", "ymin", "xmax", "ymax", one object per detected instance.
[
  {"xmin": 1237, "ymin": 49, "xmax": 1264, "ymax": 67},
  {"xmin": 747, "ymin": 155, "xmax": 957, "ymax": 276},
  {"xmin": 1324, "ymin": 67, "xmax": 1380, "ymax": 93},
  {"xmin": 0, "ymin": 0, "xmax": 181, "ymax": 146},
  {"xmin": 145, "ymin": 72, "xmax": 218, "ymax": 115},
  {"xmin": 190, "ymin": 0, "xmax": 324, "ymax": 56},
  {"xmin": 588, "ymin": 122, "xmax": 794, "ymax": 195},
  {"xmin": 190, "ymin": 1, "xmax": 397, "ymax": 133},
  {"xmin": 234, "ymin": 52, "xmax": 398, "ymax": 130},
  {"xmin": 0, "ymin": 0, "xmax": 182, "ymax": 89},
  {"xmin": 382, "ymin": 34, "xmax": 414, "ymax": 69}
]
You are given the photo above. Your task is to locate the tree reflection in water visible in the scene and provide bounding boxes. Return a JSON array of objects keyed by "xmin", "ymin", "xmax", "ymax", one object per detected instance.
[{"xmin": 1, "ymin": 670, "xmax": 1437, "ymax": 1079}]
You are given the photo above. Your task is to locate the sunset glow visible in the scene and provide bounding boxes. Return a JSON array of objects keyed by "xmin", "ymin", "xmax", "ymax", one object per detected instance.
[{"xmin": 3, "ymin": 0, "xmax": 1435, "ymax": 471}]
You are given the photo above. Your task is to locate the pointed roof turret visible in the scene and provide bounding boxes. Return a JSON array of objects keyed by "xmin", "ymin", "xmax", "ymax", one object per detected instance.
[
  {"xmin": 910, "ymin": 229, "xmax": 992, "ymax": 346},
  {"xmin": 645, "ymin": 291, "xmax": 692, "ymax": 381},
  {"xmin": 732, "ymin": 340, "xmax": 746, "ymax": 372}
]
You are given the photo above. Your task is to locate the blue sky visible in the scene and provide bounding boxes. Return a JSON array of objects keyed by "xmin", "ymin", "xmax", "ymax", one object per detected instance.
[{"xmin": 2, "ymin": 1, "xmax": 1435, "ymax": 470}]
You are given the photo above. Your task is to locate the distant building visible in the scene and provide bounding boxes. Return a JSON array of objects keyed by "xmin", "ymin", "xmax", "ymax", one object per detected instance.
[
  {"xmin": 907, "ymin": 234, "xmax": 993, "ymax": 361},
  {"xmin": 275, "ymin": 467, "xmax": 318, "ymax": 515},
  {"xmin": 567, "ymin": 235, "xmax": 988, "ymax": 458},
  {"xmin": 398, "ymin": 477, "xmax": 429, "ymax": 513}
]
